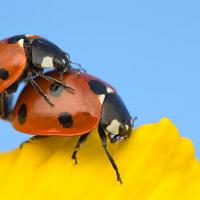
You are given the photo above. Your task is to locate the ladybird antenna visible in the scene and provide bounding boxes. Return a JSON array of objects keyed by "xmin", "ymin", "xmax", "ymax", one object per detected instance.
[
  {"xmin": 70, "ymin": 62, "xmax": 81, "ymax": 68},
  {"xmin": 131, "ymin": 116, "xmax": 138, "ymax": 126},
  {"xmin": 70, "ymin": 61, "xmax": 87, "ymax": 73}
]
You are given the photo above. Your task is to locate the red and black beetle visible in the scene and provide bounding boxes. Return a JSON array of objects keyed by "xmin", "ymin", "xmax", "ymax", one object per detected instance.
[
  {"xmin": 11, "ymin": 70, "xmax": 135, "ymax": 183},
  {"xmin": 0, "ymin": 34, "xmax": 75, "ymax": 118}
]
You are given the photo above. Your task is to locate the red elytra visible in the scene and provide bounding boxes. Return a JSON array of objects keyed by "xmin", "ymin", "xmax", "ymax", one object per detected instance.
[{"xmin": 12, "ymin": 71, "xmax": 113, "ymax": 136}]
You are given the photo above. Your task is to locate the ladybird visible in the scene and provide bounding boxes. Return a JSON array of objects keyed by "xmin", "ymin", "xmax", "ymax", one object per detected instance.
[
  {"xmin": 11, "ymin": 70, "xmax": 135, "ymax": 184},
  {"xmin": 0, "ymin": 34, "xmax": 75, "ymax": 118}
]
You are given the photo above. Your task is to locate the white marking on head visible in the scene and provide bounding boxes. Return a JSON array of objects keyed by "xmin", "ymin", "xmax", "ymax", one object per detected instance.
[
  {"xmin": 107, "ymin": 87, "xmax": 114, "ymax": 94},
  {"xmin": 125, "ymin": 124, "xmax": 129, "ymax": 130},
  {"xmin": 62, "ymin": 59, "xmax": 66, "ymax": 64},
  {"xmin": 99, "ymin": 94, "xmax": 105, "ymax": 105},
  {"xmin": 106, "ymin": 119, "xmax": 121, "ymax": 135},
  {"xmin": 41, "ymin": 56, "xmax": 54, "ymax": 68},
  {"xmin": 18, "ymin": 39, "xmax": 24, "ymax": 48}
]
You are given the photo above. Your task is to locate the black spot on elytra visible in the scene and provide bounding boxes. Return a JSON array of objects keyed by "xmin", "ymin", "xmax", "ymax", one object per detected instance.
[
  {"xmin": 18, "ymin": 104, "xmax": 27, "ymax": 125},
  {"xmin": 7, "ymin": 35, "xmax": 25, "ymax": 43},
  {"xmin": 49, "ymin": 83, "xmax": 64, "ymax": 97},
  {"xmin": 88, "ymin": 80, "xmax": 107, "ymax": 95},
  {"xmin": 0, "ymin": 68, "xmax": 9, "ymax": 80},
  {"xmin": 58, "ymin": 112, "xmax": 73, "ymax": 128}
]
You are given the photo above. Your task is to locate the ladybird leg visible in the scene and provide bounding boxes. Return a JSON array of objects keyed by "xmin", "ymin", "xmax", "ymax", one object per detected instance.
[
  {"xmin": 0, "ymin": 91, "xmax": 8, "ymax": 118},
  {"xmin": 38, "ymin": 73, "xmax": 74, "ymax": 94},
  {"xmin": 71, "ymin": 133, "xmax": 90, "ymax": 164},
  {"xmin": 3, "ymin": 94, "xmax": 14, "ymax": 120},
  {"xmin": 28, "ymin": 75, "xmax": 54, "ymax": 107},
  {"xmin": 98, "ymin": 125, "xmax": 122, "ymax": 184},
  {"xmin": 0, "ymin": 92, "xmax": 5, "ymax": 117},
  {"xmin": 58, "ymin": 67, "xmax": 71, "ymax": 82},
  {"xmin": 59, "ymin": 71, "xmax": 65, "ymax": 82},
  {"xmin": 28, "ymin": 135, "xmax": 50, "ymax": 143},
  {"xmin": 20, "ymin": 136, "xmax": 50, "ymax": 149}
]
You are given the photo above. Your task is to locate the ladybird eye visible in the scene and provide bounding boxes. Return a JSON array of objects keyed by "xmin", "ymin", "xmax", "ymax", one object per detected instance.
[
  {"xmin": 66, "ymin": 53, "xmax": 70, "ymax": 60},
  {"xmin": 62, "ymin": 59, "xmax": 67, "ymax": 65}
]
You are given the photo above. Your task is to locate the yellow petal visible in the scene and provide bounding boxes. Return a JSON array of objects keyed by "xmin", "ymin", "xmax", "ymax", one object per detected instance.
[{"xmin": 0, "ymin": 118, "xmax": 199, "ymax": 200}]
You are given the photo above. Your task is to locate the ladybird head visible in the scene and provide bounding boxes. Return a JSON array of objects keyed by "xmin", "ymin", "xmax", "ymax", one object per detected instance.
[
  {"xmin": 100, "ymin": 93, "xmax": 134, "ymax": 143},
  {"xmin": 52, "ymin": 51, "xmax": 71, "ymax": 72},
  {"xmin": 26, "ymin": 37, "xmax": 72, "ymax": 71}
]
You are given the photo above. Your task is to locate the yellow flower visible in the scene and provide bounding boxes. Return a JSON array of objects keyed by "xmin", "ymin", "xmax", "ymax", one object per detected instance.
[{"xmin": 0, "ymin": 118, "xmax": 199, "ymax": 200}]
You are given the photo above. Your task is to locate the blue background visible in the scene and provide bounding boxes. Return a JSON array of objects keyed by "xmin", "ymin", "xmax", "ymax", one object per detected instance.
[{"xmin": 0, "ymin": 0, "xmax": 199, "ymax": 158}]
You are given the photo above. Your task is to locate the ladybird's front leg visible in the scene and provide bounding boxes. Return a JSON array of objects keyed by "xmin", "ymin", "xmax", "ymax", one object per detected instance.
[
  {"xmin": 58, "ymin": 68, "xmax": 71, "ymax": 82},
  {"xmin": 0, "ymin": 82, "xmax": 19, "ymax": 119},
  {"xmin": 59, "ymin": 70, "xmax": 65, "ymax": 82},
  {"xmin": 71, "ymin": 133, "xmax": 90, "ymax": 165},
  {"xmin": 27, "ymin": 71, "xmax": 54, "ymax": 107},
  {"xmin": 0, "ymin": 91, "xmax": 9, "ymax": 119},
  {"xmin": 20, "ymin": 136, "xmax": 50, "ymax": 149},
  {"xmin": 38, "ymin": 72, "xmax": 74, "ymax": 94}
]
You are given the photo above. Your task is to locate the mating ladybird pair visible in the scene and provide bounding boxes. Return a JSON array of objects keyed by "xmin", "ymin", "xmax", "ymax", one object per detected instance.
[{"xmin": 0, "ymin": 34, "xmax": 135, "ymax": 184}]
